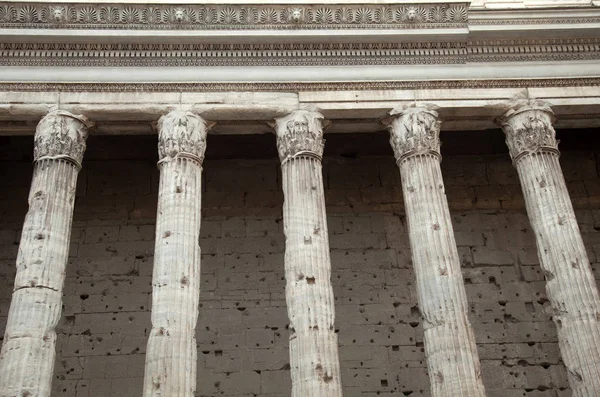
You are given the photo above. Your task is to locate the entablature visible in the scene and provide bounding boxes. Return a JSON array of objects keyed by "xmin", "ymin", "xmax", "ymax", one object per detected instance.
[{"xmin": 0, "ymin": 84, "xmax": 599, "ymax": 135}]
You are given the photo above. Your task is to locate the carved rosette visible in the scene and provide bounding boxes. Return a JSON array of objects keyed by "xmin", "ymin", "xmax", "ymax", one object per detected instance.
[
  {"xmin": 274, "ymin": 110, "xmax": 325, "ymax": 163},
  {"xmin": 33, "ymin": 110, "xmax": 92, "ymax": 168},
  {"xmin": 157, "ymin": 110, "xmax": 208, "ymax": 164},
  {"xmin": 497, "ymin": 100, "xmax": 558, "ymax": 162},
  {"xmin": 388, "ymin": 104, "xmax": 441, "ymax": 162}
]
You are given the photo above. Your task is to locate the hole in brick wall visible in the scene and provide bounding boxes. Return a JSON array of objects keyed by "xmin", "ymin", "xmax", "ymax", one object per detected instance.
[
  {"xmin": 306, "ymin": 277, "xmax": 315, "ymax": 284},
  {"xmin": 215, "ymin": 350, "xmax": 222, "ymax": 356},
  {"xmin": 392, "ymin": 345, "xmax": 399, "ymax": 351},
  {"xmin": 381, "ymin": 379, "xmax": 388, "ymax": 387}
]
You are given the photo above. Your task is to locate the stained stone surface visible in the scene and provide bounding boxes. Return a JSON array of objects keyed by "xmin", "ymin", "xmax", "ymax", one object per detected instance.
[
  {"xmin": 499, "ymin": 101, "xmax": 600, "ymax": 397},
  {"xmin": 0, "ymin": 132, "xmax": 599, "ymax": 396},
  {"xmin": 143, "ymin": 111, "xmax": 208, "ymax": 397},
  {"xmin": 275, "ymin": 110, "xmax": 343, "ymax": 396},
  {"xmin": 388, "ymin": 104, "xmax": 486, "ymax": 397}
]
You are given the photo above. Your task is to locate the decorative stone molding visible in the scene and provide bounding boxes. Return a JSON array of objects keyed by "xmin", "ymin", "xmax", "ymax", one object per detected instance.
[
  {"xmin": 274, "ymin": 110, "xmax": 326, "ymax": 162},
  {"xmin": 157, "ymin": 110, "xmax": 208, "ymax": 164},
  {"xmin": 0, "ymin": 3, "xmax": 468, "ymax": 29},
  {"xmin": 1, "ymin": 37, "xmax": 598, "ymax": 67},
  {"xmin": 33, "ymin": 110, "xmax": 92, "ymax": 168},
  {"xmin": 388, "ymin": 104, "xmax": 442, "ymax": 162},
  {"xmin": 496, "ymin": 99, "xmax": 558, "ymax": 162},
  {"xmin": 0, "ymin": 77, "xmax": 598, "ymax": 93}
]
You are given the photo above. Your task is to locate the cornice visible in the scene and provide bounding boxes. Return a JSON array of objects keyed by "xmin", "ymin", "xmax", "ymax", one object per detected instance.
[
  {"xmin": 0, "ymin": 2, "xmax": 468, "ymax": 30},
  {"xmin": 0, "ymin": 37, "xmax": 597, "ymax": 66}
]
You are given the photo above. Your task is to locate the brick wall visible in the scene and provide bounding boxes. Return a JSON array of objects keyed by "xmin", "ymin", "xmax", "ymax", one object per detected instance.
[{"xmin": 1, "ymin": 133, "xmax": 599, "ymax": 397}]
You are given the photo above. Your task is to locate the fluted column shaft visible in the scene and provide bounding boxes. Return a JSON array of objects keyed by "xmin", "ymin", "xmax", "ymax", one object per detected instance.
[
  {"xmin": 275, "ymin": 110, "xmax": 342, "ymax": 397},
  {"xmin": 498, "ymin": 100, "xmax": 600, "ymax": 396},
  {"xmin": 388, "ymin": 105, "xmax": 486, "ymax": 397},
  {"xmin": 0, "ymin": 111, "xmax": 91, "ymax": 397},
  {"xmin": 143, "ymin": 111, "xmax": 208, "ymax": 397}
]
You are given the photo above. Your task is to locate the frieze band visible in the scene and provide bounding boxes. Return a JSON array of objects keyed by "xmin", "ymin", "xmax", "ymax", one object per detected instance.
[{"xmin": 0, "ymin": 3, "xmax": 468, "ymax": 30}]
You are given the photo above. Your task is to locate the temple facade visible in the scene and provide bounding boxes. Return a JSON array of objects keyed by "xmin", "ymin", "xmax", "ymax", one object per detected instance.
[{"xmin": 0, "ymin": 0, "xmax": 600, "ymax": 396}]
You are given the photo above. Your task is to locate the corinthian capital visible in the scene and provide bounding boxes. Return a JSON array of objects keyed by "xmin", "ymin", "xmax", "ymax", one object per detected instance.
[
  {"xmin": 274, "ymin": 110, "xmax": 325, "ymax": 162},
  {"xmin": 388, "ymin": 103, "xmax": 441, "ymax": 162},
  {"xmin": 496, "ymin": 99, "xmax": 558, "ymax": 162},
  {"xmin": 34, "ymin": 110, "xmax": 93, "ymax": 168},
  {"xmin": 157, "ymin": 110, "xmax": 208, "ymax": 163}
]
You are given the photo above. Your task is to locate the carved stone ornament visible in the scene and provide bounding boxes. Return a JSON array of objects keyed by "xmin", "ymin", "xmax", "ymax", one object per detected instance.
[
  {"xmin": 33, "ymin": 110, "xmax": 92, "ymax": 167},
  {"xmin": 0, "ymin": 3, "xmax": 468, "ymax": 29},
  {"xmin": 274, "ymin": 110, "xmax": 325, "ymax": 162},
  {"xmin": 157, "ymin": 110, "xmax": 208, "ymax": 163},
  {"xmin": 388, "ymin": 104, "xmax": 442, "ymax": 162},
  {"xmin": 496, "ymin": 99, "xmax": 558, "ymax": 162}
]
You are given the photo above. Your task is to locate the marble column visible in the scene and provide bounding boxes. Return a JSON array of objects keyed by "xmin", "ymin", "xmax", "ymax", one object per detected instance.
[
  {"xmin": 143, "ymin": 110, "xmax": 208, "ymax": 397},
  {"xmin": 388, "ymin": 104, "xmax": 486, "ymax": 397},
  {"xmin": 274, "ymin": 110, "xmax": 342, "ymax": 397},
  {"xmin": 0, "ymin": 111, "xmax": 92, "ymax": 397},
  {"xmin": 497, "ymin": 99, "xmax": 600, "ymax": 396}
]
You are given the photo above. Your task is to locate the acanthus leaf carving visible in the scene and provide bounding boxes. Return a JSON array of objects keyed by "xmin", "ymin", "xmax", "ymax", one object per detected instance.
[
  {"xmin": 274, "ymin": 110, "xmax": 325, "ymax": 162},
  {"xmin": 388, "ymin": 103, "xmax": 442, "ymax": 162},
  {"xmin": 157, "ymin": 110, "xmax": 208, "ymax": 164},
  {"xmin": 33, "ymin": 110, "xmax": 92, "ymax": 167},
  {"xmin": 496, "ymin": 99, "xmax": 558, "ymax": 162}
]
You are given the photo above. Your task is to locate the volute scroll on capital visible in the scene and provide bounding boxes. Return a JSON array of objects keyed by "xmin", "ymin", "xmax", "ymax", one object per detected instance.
[
  {"xmin": 495, "ymin": 99, "xmax": 558, "ymax": 163},
  {"xmin": 387, "ymin": 104, "xmax": 442, "ymax": 163},
  {"xmin": 157, "ymin": 110, "xmax": 209, "ymax": 164},
  {"xmin": 33, "ymin": 110, "xmax": 93, "ymax": 168},
  {"xmin": 273, "ymin": 110, "xmax": 327, "ymax": 163}
]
